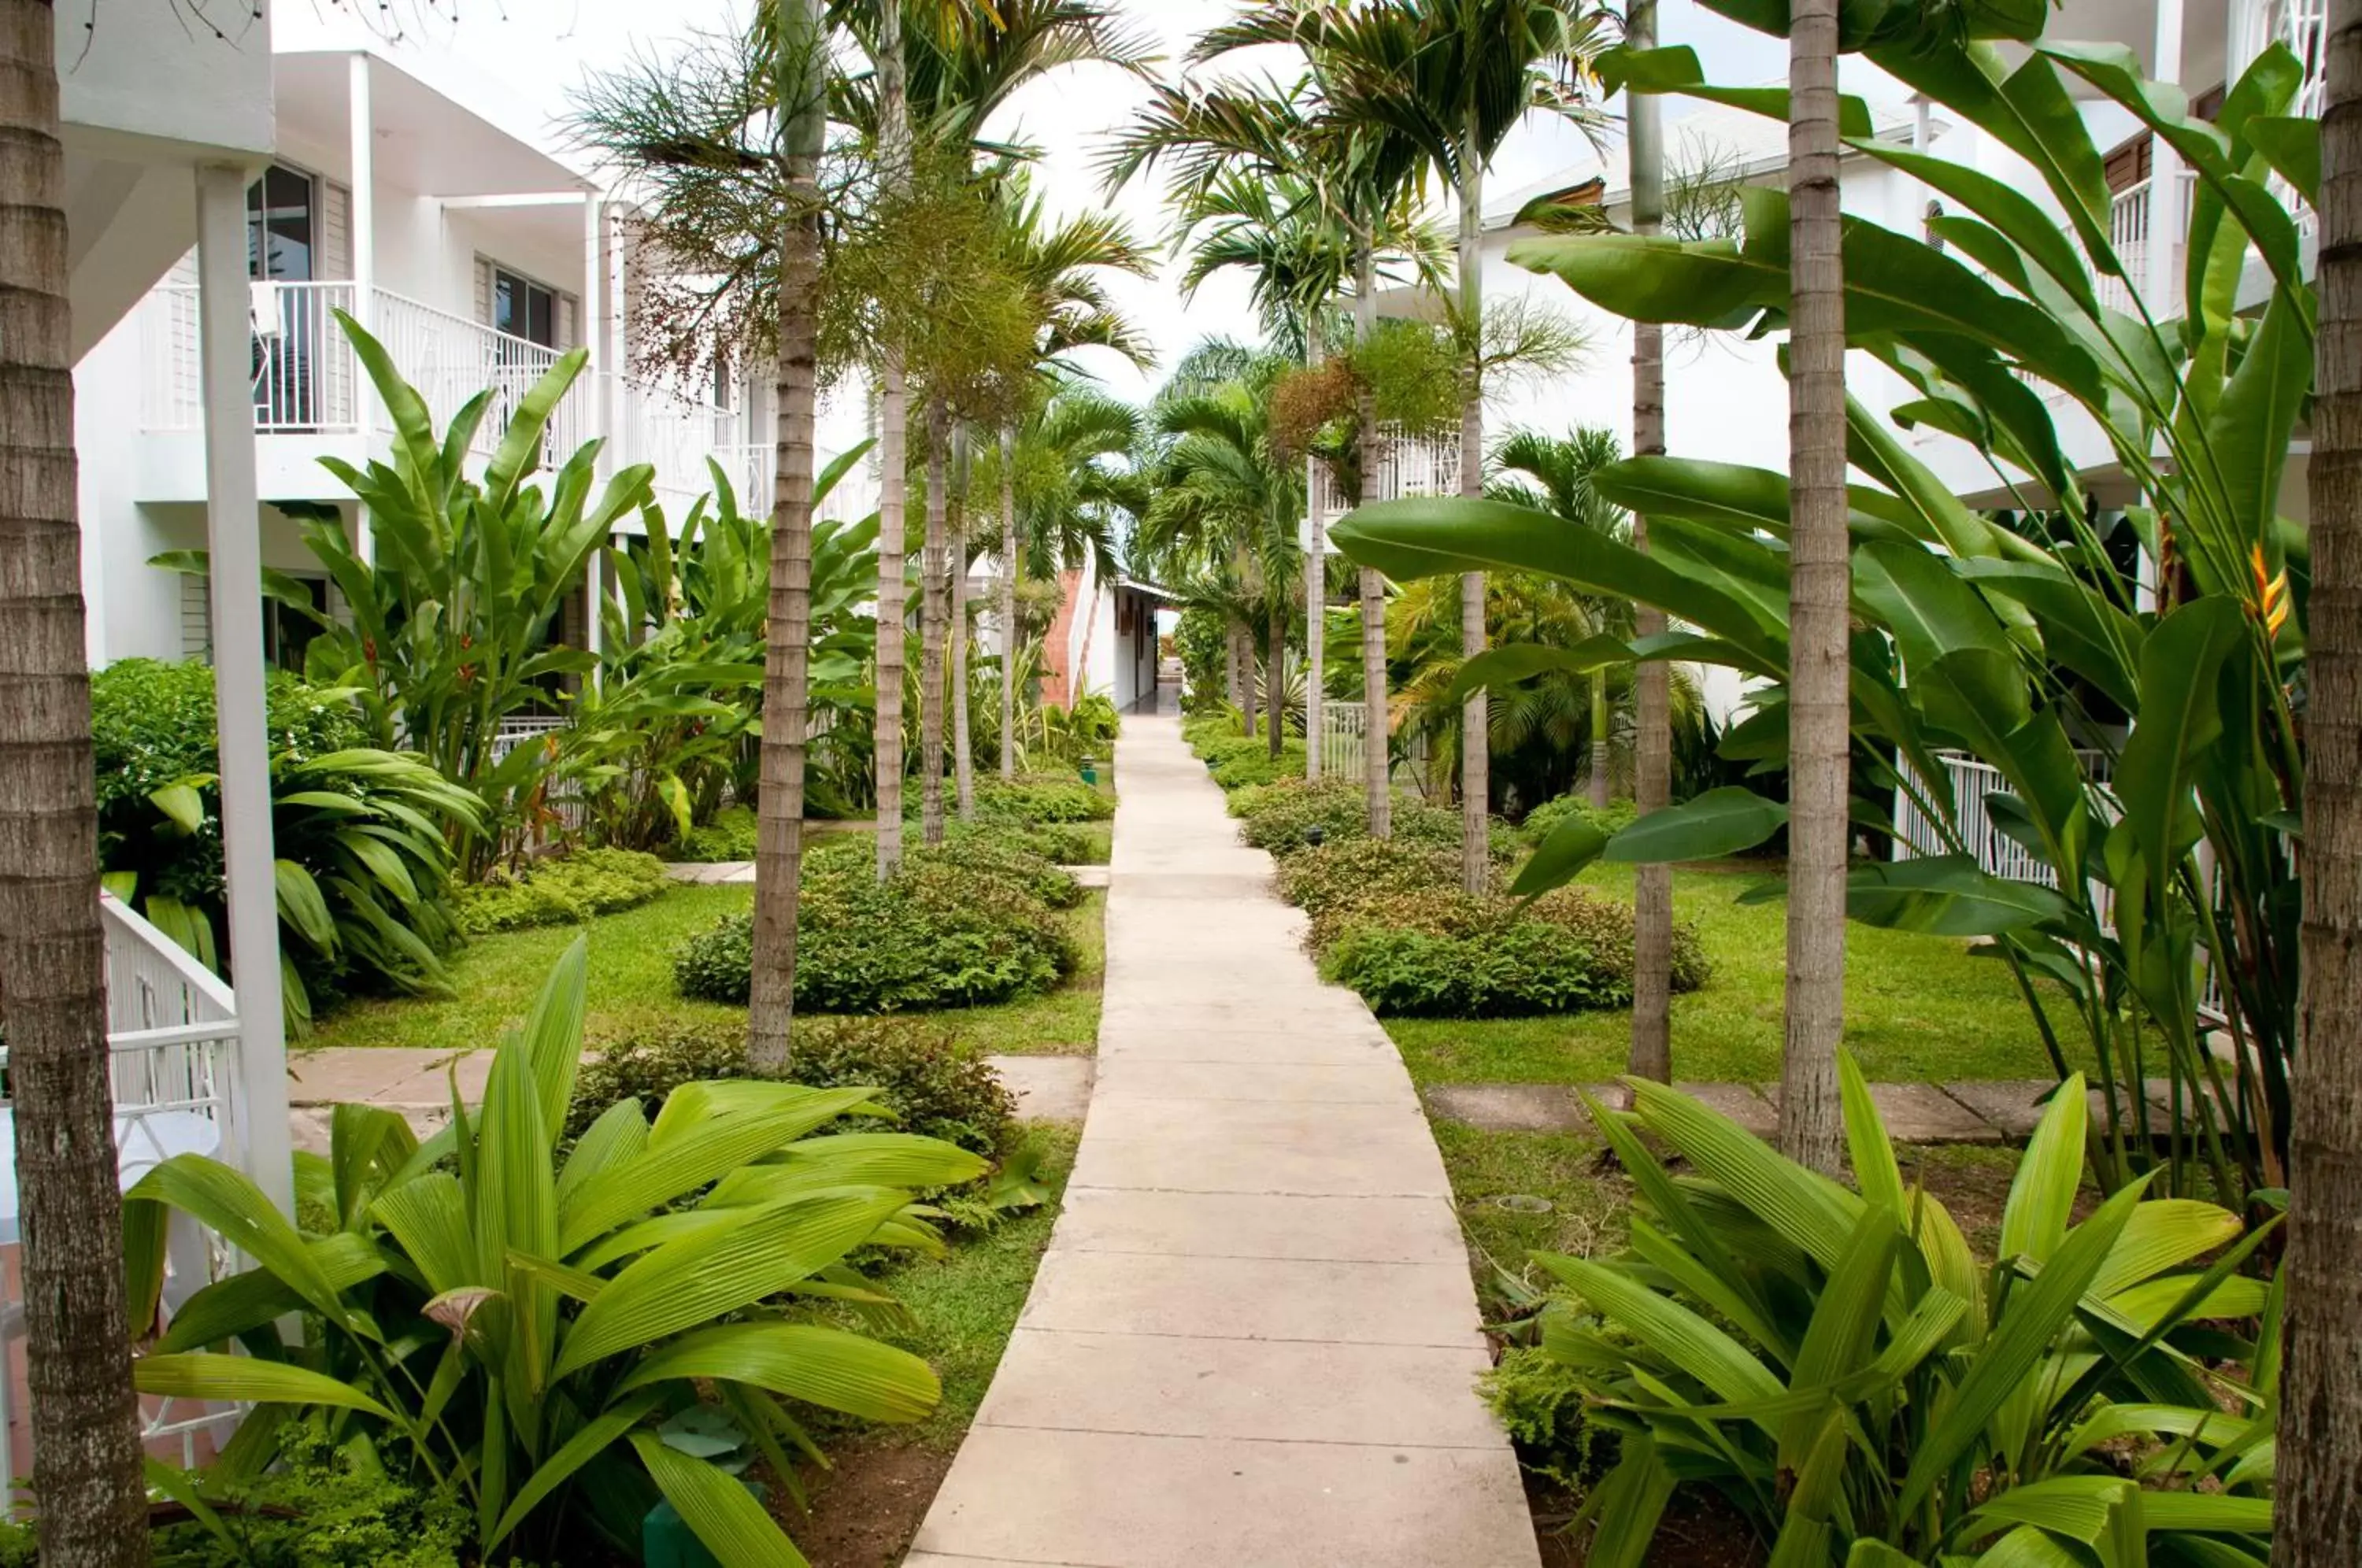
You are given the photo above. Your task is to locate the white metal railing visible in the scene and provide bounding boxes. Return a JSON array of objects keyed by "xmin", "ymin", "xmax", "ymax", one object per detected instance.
[
  {"xmin": 491, "ymin": 712, "xmax": 571, "ymax": 764},
  {"xmin": 2234, "ymin": 0, "xmax": 2326, "ymax": 236},
  {"xmin": 374, "ymin": 290, "xmax": 583, "ymax": 462},
  {"xmin": 1321, "ymin": 700, "xmax": 1368, "ymax": 786},
  {"xmin": 0, "ymin": 897, "xmax": 250, "ymax": 1512},
  {"xmin": 141, "ymin": 281, "xmax": 361, "ymax": 434},
  {"xmin": 1313, "ymin": 425, "xmax": 1464, "ymax": 527},
  {"xmin": 616, "ymin": 378, "xmax": 742, "ymax": 519}
]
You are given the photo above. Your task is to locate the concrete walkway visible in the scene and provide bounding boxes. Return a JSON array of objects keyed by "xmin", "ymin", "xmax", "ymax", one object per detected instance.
[{"xmin": 907, "ymin": 712, "xmax": 1542, "ymax": 1568}]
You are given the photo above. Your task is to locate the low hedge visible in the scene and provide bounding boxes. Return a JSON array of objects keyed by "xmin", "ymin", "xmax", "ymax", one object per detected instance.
[
  {"xmin": 674, "ymin": 857, "xmax": 1075, "ymax": 1011},
  {"xmin": 1274, "ymin": 835, "xmax": 1711, "ymax": 1018},
  {"xmin": 955, "ymin": 774, "xmax": 1115, "ymax": 823},
  {"xmin": 1227, "ymin": 776, "xmax": 1464, "ymax": 856},
  {"xmin": 453, "ymin": 847, "xmax": 672, "ymax": 935},
  {"xmin": 802, "ymin": 823, "xmax": 1087, "ymax": 902},
  {"xmin": 569, "ymin": 1014, "xmax": 1016, "ymax": 1154},
  {"xmin": 1519, "ymin": 793, "xmax": 1638, "ymax": 845}
]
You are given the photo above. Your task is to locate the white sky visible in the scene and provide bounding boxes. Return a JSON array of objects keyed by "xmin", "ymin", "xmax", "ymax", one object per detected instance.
[{"xmin": 306, "ymin": 0, "xmax": 1883, "ymax": 405}]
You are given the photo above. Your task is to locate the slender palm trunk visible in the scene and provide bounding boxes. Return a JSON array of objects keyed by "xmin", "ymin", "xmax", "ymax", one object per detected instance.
[
  {"xmin": 1225, "ymin": 621, "xmax": 1245, "ymax": 725},
  {"xmin": 1628, "ymin": 0, "xmax": 1675, "ymax": 1082},
  {"xmin": 1303, "ymin": 328, "xmax": 1326, "ymax": 782},
  {"xmin": 1457, "ymin": 116, "xmax": 1487, "ymax": 892},
  {"xmin": 920, "ymin": 394, "xmax": 949, "ymax": 846},
  {"xmin": 999, "ymin": 424, "xmax": 1017, "ymax": 782},
  {"xmin": 1266, "ymin": 599, "xmax": 1284, "ymax": 759},
  {"xmin": 1356, "ymin": 239, "xmax": 1390, "ymax": 839},
  {"xmin": 2282, "ymin": 5, "xmax": 2362, "ymax": 1559},
  {"xmin": 1589, "ymin": 670, "xmax": 1611, "ymax": 810},
  {"xmin": 1779, "ymin": 0, "xmax": 1849, "ymax": 1174},
  {"xmin": 0, "ymin": 4, "xmax": 148, "ymax": 1553},
  {"xmin": 747, "ymin": 0, "xmax": 827, "ymax": 1074},
  {"xmin": 951, "ymin": 521, "xmax": 975, "ymax": 821},
  {"xmin": 872, "ymin": 1, "xmax": 910, "ymax": 881}
]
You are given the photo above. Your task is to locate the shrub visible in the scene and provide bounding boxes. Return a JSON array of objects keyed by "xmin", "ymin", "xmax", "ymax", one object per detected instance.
[
  {"xmin": 91, "ymin": 660, "xmax": 477, "ymax": 1027},
  {"xmin": 802, "ymin": 823, "xmax": 1088, "ymax": 900},
  {"xmin": 1227, "ymin": 775, "xmax": 1461, "ymax": 856},
  {"xmin": 973, "ymin": 774, "xmax": 1115, "ymax": 823},
  {"xmin": 1274, "ymin": 837, "xmax": 1464, "ymax": 945},
  {"xmin": 675, "ymin": 860, "xmax": 1073, "ymax": 1011},
  {"xmin": 1518, "ymin": 792, "xmax": 1638, "ymax": 845},
  {"xmin": 571, "ymin": 1014, "xmax": 1016, "ymax": 1154},
  {"xmin": 1209, "ymin": 740, "xmax": 1305, "ymax": 792},
  {"xmin": 0, "ymin": 1430, "xmax": 468, "ymax": 1568},
  {"xmin": 1479, "ymin": 1344, "xmax": 1601, "ymax": 1488},
  {"xmin": 453, "ymin": 846, "xmax": 672, "ymax": 934},
  {"xmin": 122, "ymin": 941, "xmax": 973, "ymax": 1566},
  {"xmin": 669, "ymin": 802, "xmax": 759, "ymax": 862}
]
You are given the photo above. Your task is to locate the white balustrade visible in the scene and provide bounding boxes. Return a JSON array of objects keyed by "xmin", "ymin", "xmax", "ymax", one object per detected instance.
[
  {"xmin": 1320, "ymin": 701, "xmax": 1367, "ymax": 787},
  {"xmin": 1312, "ymin": 425, "xmax": 1464, "ymax": 527},
  {"xmin": 373, "ymin": 290, "xmax": 582, "ymax": 462}
]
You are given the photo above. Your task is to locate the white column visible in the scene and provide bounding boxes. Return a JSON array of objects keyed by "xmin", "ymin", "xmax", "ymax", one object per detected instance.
[
  {"xmin": 349, "ymin": 52, "xmax": 378, "ymax": 565},
  {"xmin": 582, "ymin": 194, "xmax": 605, "ymax": 679},
  {"xmin": 2146, "ymin": 0, "xmax": 2185, "ymax": 316},
  {"xmin": 195, "ymin": 164, "xmax": 295, "ymax": 1219}
]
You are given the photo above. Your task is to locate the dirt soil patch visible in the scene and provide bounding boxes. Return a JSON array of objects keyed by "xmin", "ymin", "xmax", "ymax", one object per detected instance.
[{"xmin": 777, "ymin": 1437, "xmax": 956, "ymax": 1568}]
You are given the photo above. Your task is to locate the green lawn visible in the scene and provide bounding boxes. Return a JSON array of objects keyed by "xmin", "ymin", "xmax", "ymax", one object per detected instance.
[
  {"xmin": 1386, "ymin": 860, "xmax": 2076, "ymax": 1089},
  {"xmin": 309, "ymin": 883, "xmax": 1109, "ymax": 1057}
]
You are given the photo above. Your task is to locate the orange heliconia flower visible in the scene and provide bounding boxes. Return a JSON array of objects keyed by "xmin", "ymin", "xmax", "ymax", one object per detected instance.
[{"xmin": 2252, "ymin": 545, "xmax": 2291, "ymax": 639}]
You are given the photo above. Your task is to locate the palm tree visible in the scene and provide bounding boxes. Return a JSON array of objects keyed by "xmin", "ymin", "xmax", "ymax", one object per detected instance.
[
  {"xmin": 1780, "ymin": 0, "xmax": 1848, "ymax": 1174},
  {"xmin": 0, "ymin": 2, "xmax": 151, "ymax": 1558},
  {"xmin": 1106, "ymin": 57, "xmax": 1429, "ymax": 833},
  {"xmin": 1135, "ymin": 350, "xmax": 1305, "ymax": 754},
  {"xmin": 1490, "ymin": 427, "xmax": 1631, "ymax": 801},
  {"xmin": 1269, "ymin": 0, "xmax": 1610, "ymax": 886},
  {"xmin": 746, "ymin": 0, "xmax": 832, "ymax": 1073},
  {"xmin": 1627, "ymin": 0, "xmax": 1675, "ymax": 1084},
  {"xmin": 2283, "ymin": 0, "xmax": 2362, "ymax": 1554}
]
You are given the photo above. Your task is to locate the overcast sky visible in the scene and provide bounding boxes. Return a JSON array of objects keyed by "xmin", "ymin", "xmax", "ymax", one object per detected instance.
[{"xmin": 303, "ymin": 0, "xmax": 1864, "ymax": 405}]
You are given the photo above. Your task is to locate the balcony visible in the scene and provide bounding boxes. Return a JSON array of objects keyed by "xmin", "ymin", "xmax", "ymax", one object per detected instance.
[
  {"xmin": 1312, "ymin": 426, "xmax": 1464, "ymax": 531},
  {"xmin": 134, "ymin": 280, "xmax": 750, "ymax": 516}
]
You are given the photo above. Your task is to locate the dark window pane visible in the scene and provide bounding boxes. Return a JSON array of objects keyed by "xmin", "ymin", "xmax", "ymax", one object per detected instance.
[
  {"xmin": 246, "ymin": 165, "xmax": 313, "ymax": 282},
  {"xmin": 495, "ymin": 272, "xmax": 520, "ymax": 338},
  {"xmin": 528, "ymin": 283, "xmax": 554, "ymax": 348}
]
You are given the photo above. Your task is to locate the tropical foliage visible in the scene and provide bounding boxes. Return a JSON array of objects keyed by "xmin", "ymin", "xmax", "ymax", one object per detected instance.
[
  {"xmin": 122, "ymin": 942, "xmax": 979, "ymax": 1566},
  {"xmin": 1338, "ymin": 31, "xmax": 2323, "ymax": 1206},
  {"xmin": 1540, "ymin": 1060, "xmax": 2275, "ymax": 1567},
  {"xmin": 90, "ymin": 660, "xmax": 480, "ymax": 1030}
]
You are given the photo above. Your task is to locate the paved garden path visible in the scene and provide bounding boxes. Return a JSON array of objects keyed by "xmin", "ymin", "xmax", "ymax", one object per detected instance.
[{"xmin": 905, "ymin": 712, "xmax": 1543, "ymax": 1568}]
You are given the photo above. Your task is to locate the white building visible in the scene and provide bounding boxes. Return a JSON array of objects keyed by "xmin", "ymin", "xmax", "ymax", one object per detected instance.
[{"xmin": 76, "ymin": 20, "xmax": 876, "ymax": 672}]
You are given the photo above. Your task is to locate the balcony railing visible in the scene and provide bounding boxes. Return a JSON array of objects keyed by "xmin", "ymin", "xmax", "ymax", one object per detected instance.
[
  {"xmin": 374, "ymin": 290, "xmax": 583, "ymax": 461},
  {"xmin": 1312, "ymin": 426, "xmax": 1464, "ymax": 527}
]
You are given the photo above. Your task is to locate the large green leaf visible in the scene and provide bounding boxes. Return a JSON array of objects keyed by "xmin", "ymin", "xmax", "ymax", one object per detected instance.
[
  {"xmin": 2115, "ymin": 598, "xmax": 2249, "ymax": 901},
  {"xmin": 630, "ymin": 1430, "xmax": 811, "ymax": 1568},
  {"xmin": 1601, "ymin": 788, "xmax": 1788, "ymax": 864},
  {"xmin": 619, "ymin": 1323, "xmax": 940, "ymax": 1424},
  {"xmin": 135, "ymin": 1353, "xmax": 394, "ymax": 1421},
  {"xmin": 1846, "ymin": 856, "xmax": 2071, "ymax": 937}
]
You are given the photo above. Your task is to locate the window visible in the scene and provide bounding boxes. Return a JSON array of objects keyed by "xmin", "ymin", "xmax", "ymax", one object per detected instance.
[
  {"xmin": 265, "ymin": 577, "xmax": 331, "ymax": 671},
  {"xmin": 494, "ymin": 268, "xmax": 559, "ymax": 348},
  {"xmin": 246, "ymin": 165, "xmax": 315, "ymax": 283}
]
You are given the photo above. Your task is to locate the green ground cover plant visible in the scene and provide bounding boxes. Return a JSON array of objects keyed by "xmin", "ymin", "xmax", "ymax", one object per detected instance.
[
  {"xmin": 452, "ymin": 847, "xmax": 673, "ymax": 935},
  {"xmin": 670, "ymin": 803, "xmax": 760, "ymax": 862}
]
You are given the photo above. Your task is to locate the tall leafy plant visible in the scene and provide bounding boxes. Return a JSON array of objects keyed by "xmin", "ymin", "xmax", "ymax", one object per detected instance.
[
  {"xmin": 1336, "ymin": 30, "xmax": 2321, "ymax": 1207},
  {"xmin": 1542, "ymin": 1059, "xmax": 2278, "ymax": 1566},
  {"xmin": 124, "ymin": 940, "xmax": 979, "ymax": 1565},
  {"xmin": 298, "ymin": 314, "xmax": 654, "ymax": 877}
]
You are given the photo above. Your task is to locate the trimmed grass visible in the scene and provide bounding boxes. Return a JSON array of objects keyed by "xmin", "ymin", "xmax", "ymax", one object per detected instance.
[
  {"xmin": 853, "ymin": 1122, "xmax": 1080, "ymax": 1445},
  {"xmin": 309, "ymin": 883, "xmax": 1109, "ymax": 1058},
  {"xmin": 1386, "ymin": 860, "xmax": 2075, "ymax": 1089}
]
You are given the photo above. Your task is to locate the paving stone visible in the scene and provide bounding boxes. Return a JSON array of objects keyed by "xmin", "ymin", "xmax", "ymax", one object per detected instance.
[
  {"xmin": 285, "ymin": 1048, "xmax": 442, "ymax": 1105},
  {"xmin": 1053, "ymin": 1189, "xmax": 1466, "ymax": 1264},
  {"xmin": 912, "ymin": 1427, "xmax": 1539, "ymax": 1568},
  {"xmin": 1082, "ymin": 1094, "xmax": 1431, "ymax": 1147},
  {"xmin": 1423, "ymin": 1082, "xmax": 1585, "ymax": 1133},
  {"xmin": 1679, "ymin": 1080, "xmax": 1778, "ymax": 1138},
  {"xmin": 1093, "ymin": 1022, "xmax": 1398, "ymax": 1066},
  {"xmin": 976, "ymin": 1328, "xmax": 1502, "ymax": 1448},
  {"xmin": 1090, "ymin": 1058, "xmax": 1417, "ymax": 1106},
  {"xmin": 1870, "ymin": 1082, "xmax": 2004, "ymax": 1145},
  {"xmin": 661, "ymin": 860, "xmax": 756, "ymax": 884},
  {"xmin": 1059, "ymin": 864, "xmax": 1113, "ymax": 888},
  {"xmin": 1939, "ymin": 1080, "xmax": 2058, "ymax": 1139},
  {"xmin": 985, "ymin": 1055, "xmax": 1093, "ymax": 1123},
  {"xmin": 1020, "ymin": 1248, "xmax": 1485, "ymax": 1348},
  {"xmin": 1069, "ymin": 1134, "xmax": 1452, "ymax": 1200}
]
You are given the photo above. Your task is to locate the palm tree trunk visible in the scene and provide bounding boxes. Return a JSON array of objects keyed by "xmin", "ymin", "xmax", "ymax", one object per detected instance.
[
  {"xmin": 1457, "ymin": 113, "xmax": 1487, "ymax": 893},
  {"xmin": 2282, "ymin": 3, "xmax": 2362, "ymax": 1557},
  {"xmin": 951, "ymin": 523, "xmax": 975, "ymax": 821},
  {"xmin": 1628, "ymin": 0, "xmax": 1675, "ymax": 1084},
  {"xmin": 0, "ymin": 4, "xmax": 148, "ymax": 1553},
  {"xmin": 1356, "ymin": 239, "xmax": 1390, "ymax": 840},
  {"xmin": 1303, "ymin": 328, "xmax": 1326, "ymax": 782},
  {"xmin": 999, "ymin": 423, "xmax": 1017, "ymax": 782},
  {"xmin": 1589, "ymin": 670, "xmax": 1611, "ymax": 811},
  {"xmin": 1235, "ymin": 616, "xmax": 1257, "ymax": 738},
  {"xmin": 872, "ymin": 0, "xmax": 909, "ymax": 882},
  {"xmin": 747, "ymin": 0, "xmax": 829, "ymax": 1076},
  {"xmin": 1266, "ymin": 599, "xmax": 1284, "ymax": 759},
  {"xmin": 1779, "ymin": 0, "xmax": 1849, "ymax": 1175},
  {"xmin": 920, "ymin": 394, "xmax": 949, "ymax": 847},
  {"xmin": 1225, "ymin": 620, "xmax": 1242, "ymax": 721}
]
